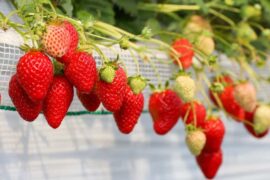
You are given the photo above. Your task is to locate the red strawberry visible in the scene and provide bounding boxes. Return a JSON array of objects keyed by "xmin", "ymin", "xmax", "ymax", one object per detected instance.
[
  {"xmin": 171, "ymin": 38, "xmax": 194, "ymax": 69},
  {"xmin": 244, "ymin": 110, "xmax": 268, "ymax": 138},
  {"xmin": 196, "ymin": 149, "xmax": 223, "ymax": 179},
  {"xmin": 9, "ymin": 74, "xmax": 42, "ymax": 121},
  {"xmin": 64, "ymin": 51, "xmax": 97, "ymax": 93},
  {"xmin": 57, "ymin": 21, "xmax": 79, "ymax": 64},
  {"xmin": 203, "ymin": 116, "xmax": 225, "ymax": 153},
  {"xmin": 96, "ymin": 66, "xmax": 127, "ymax": 112},
  {"xmin": 149, "ymin": 89, "xmax": 182, "ymax": 135},
  {"xmin": 113, "ymin": 86, "xmax": 144, "ymax": 134},
  {"xmin": 16, "ymin": 51, "xmax": 53, "ymax": 102},
  {"xmin": 43, "ymin": 76, "xmax": 74, "ymax": 129},
  {"xmin": 77, "ymin": 88, "xmax": 100, "ymax": 112},
  {"xmin": 210, "ymin": 85, "xmax": 245, "ymax": 122},
  {"xmin": 42, "ymin": 22, "xmax": 71, "ymax": 58},
  {"xmin": 219, "ymin": 86, "xmax": 245, "ymax": 122},
  {"xmin": 209, "ymin": 74, "xmax": 233, "ymax": 106},
  {"xmin": 180, "ymin": 101, "xmax": 206, "ymax": 127}
]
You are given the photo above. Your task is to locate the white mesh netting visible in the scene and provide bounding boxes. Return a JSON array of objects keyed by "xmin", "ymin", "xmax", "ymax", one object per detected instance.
[{"xmin": 0, "ymin": 37, "xmax": 176, "ymax": 113}]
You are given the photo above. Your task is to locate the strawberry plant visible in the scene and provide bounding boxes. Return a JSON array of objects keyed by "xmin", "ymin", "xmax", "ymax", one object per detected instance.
[{"xmin": 1, "ymin": 0, "xmax": 270, "ymax": 179}]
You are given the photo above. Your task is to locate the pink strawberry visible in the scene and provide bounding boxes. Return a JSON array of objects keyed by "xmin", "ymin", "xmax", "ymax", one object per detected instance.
[
  {"xmin": 196, "ymin": 149, "xmax": 223, "ymax": 179},
  {"xmin": 16, "ymin": 51, "xmax": 53, "ymax": 102},
  {"xmin": 43, "ymin": 76, "xmax": 74, "ymax": 129},
  {"xmin": 96, "ymin": 65, "xmax": 127, "ymax": 112},
  {"xmin": 9, "ymin": 74, "xmax": 42, "ymax": 121},
  {"xmin": 209, "ymin": 76, "xmax": 245, "ymax": 122},
  {"xmin": 64, "ymin": 51, "xmax": 97, "ymax": 93},
  {"xmin": 203, "ymin": 116, "xmax": 225, "ymax": 153},
  {"xmin": 57, "ymin": 21, "xmax": 79, "ymax": 64},
  {"xmin": 42, "ymin": 22, "xmax": 71, "ymax": 58},
  {"xmin": 234, "ymin": 82, "xmax": 257, "ymax": 112},
  {"xmin": 113, "ymin": 86, "xmax": 144, "ymax": 134},
  {"xmin": 180, "ymin": 101, "xmax": 206, "ymax": 127},
  {"xmin": 219, "ymin": 86, "xmax": 245, "ymax": 122},
  {"xmin": 77, "ymin": 87, "xmax": 100, "ymax": 112},
  {"xmin": 149, "ymin": 89, "xmax": 182, "ymax": 135}
]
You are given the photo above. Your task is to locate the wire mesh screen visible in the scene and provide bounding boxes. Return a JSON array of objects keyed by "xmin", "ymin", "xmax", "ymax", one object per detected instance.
[{"xmin": 0, "ymin": 40, "xmax": 175, "ymax": 113}]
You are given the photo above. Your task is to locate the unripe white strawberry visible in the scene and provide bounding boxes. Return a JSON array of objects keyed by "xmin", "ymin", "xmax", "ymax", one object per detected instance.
[
  {"xmin": 185, "ymin": 130, "xmax": 206, "ymax": 156},
  {"xmin": 196, "ymin": 35, "xmax": 215, "ymax": 55},
  {"xmin": 254, "ymin": 105, "xmax": 270, "ymax": 134},
  {"xmin": 234, "ymin": 82, "xmax": 257, "ymax": 112},
  {"xmin": 42, "ymin": 23, "xmax": 71, "ymax": 58},
  {"xmin": 174, "ymin": 75, "xmax": 195, "ymax": 102}
]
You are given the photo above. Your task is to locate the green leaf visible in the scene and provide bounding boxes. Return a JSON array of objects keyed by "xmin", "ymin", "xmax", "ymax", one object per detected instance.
[
  {"xmin": 59, "ymin": 0, "xmax": 73, "ymax": 17},
  {"xmin": 112, "ymin": 0, "xmax": 139, "ymax": 16},
  {"xmin": 74, "ymin": 0, "xmax": 115, "ymax": 24}
]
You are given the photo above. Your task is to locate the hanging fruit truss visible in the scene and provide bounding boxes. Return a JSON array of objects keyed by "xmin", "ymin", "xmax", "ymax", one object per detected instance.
[{"xmin": 1, "ymin": 0, "xmax": 270, "ymax": 179}]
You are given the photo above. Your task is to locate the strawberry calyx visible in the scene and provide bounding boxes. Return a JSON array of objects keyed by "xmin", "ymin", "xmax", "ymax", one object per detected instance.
[
  {"xmin": 210, "ymin": 82, "xmax": 224, "ymax": 93},
  {"xmin": 53, "ymin": 60, "xmax": 64, "ymax": 75},
  {"xmin": 128, "ymin": 75, "xmax": 148, "ymax": 94},
  {"xmin": 119, "ymin": 36, "xmax": 130, "ymax": 50},
  {"xmin": 185, "ymin": 124, "xmax": 201, "ymax": 132},
  {"xmin": 206, "ymin": 114, "xmax": 219, "ymax": 122},
  {"xmin": 171, "ymin": 70, "xmax": 189, "ymax": 80},
  {"xmin": 149, "ymin": 81, "xmax": 170, "ymax": 93},
  {"xmin": 99, "ymin": 61, "xmax": 119, "ymax": 83}
]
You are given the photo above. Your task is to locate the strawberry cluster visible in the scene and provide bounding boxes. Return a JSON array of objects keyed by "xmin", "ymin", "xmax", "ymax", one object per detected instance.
[
  {"xmin": 6, "ymin": 19, "xmax": 269, "ymax": 180},
  {"xmin": 209, "ymin": 74, "xmax": 270, "ymax": 138},
  {"xmin": 148, "ymin": 79, "xmax": 225, "ymax": 179},
  {"xmin": 9, "ymin": 20, "xmax": 145, "ymax": 131}
]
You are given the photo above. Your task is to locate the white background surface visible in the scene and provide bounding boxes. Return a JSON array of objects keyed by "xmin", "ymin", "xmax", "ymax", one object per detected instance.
[{"xmin": 0, "ymin": 111, "xmax": 269, "ymax": 180}]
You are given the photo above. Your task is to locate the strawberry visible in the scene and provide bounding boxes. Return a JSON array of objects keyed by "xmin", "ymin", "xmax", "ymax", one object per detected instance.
[
  {"xmin": 185, "ymin": 129, "xmax": 206, "ymax": 156},
  {"xmin": 219, "ymin": 86, "xmax": 245, "ymax": 121},
  {"xmin": 42, "ymin": 22, "xmax": 71, "ymax": 58},
  {"xmin": 77, "ymin": 87, "xmax": 100, "ymax": 112},
  {"xmin": 234, "ymin": 82, "xmax": 257, "ymax": 112},
  {"xmin": 244, "ymin": 110, "xmax": 268, "ymax": 138},
  {"xmin": 180, "ymin": 101, "xmax": 206, "ymax": 127},
  {"xmin": 209, "ymin": 74, "xmax": 233, "ymax": 106},
  {"xmin": 253, "ymin": 105, "xmax": 270, "ymax": 134},
  {"xmin": 64, "ymin": 51, "xmax": 97, "ymax": 93},
  {"xmin": 149, "ymin": 89, "xmax": 182, "ymax": 135},
  {"xmin": 209, "ymin": 76, "xmax": 245, "ymax": 122},
  {"xmin": 203, "ymin": 116, "xmax": 225, "ymax": 153},
  {"xmin": 173, "ymin": 74, "xmax": 195, "ymax": 102},
  {"xmin": 43, "ymin": 76, "xmax": 74, "ymax": 129},
  {"xmin": 196, "ymin": 149, "xmax": 223, "ymax": 179},
  {"xmin": 171, "ymin": 38, "xmax": 194, "ymax": 69},
  {"xmin": 9, "ymin": 74, "xmax": 42, "ymax": 121},
  {"xmin": 16, "ymin": 51, "xmax": 53, "ymax": 102},
  {"xmin": 113, "ymin": 86, "xmax": 144, "ymax": 134},
  {"xmin": 96, "ymin": 64, "xmax": 127, "ymax": 112},
  {"xmin": 57, "ymin": 21, "xmax": 79, "ymax": 64}
]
